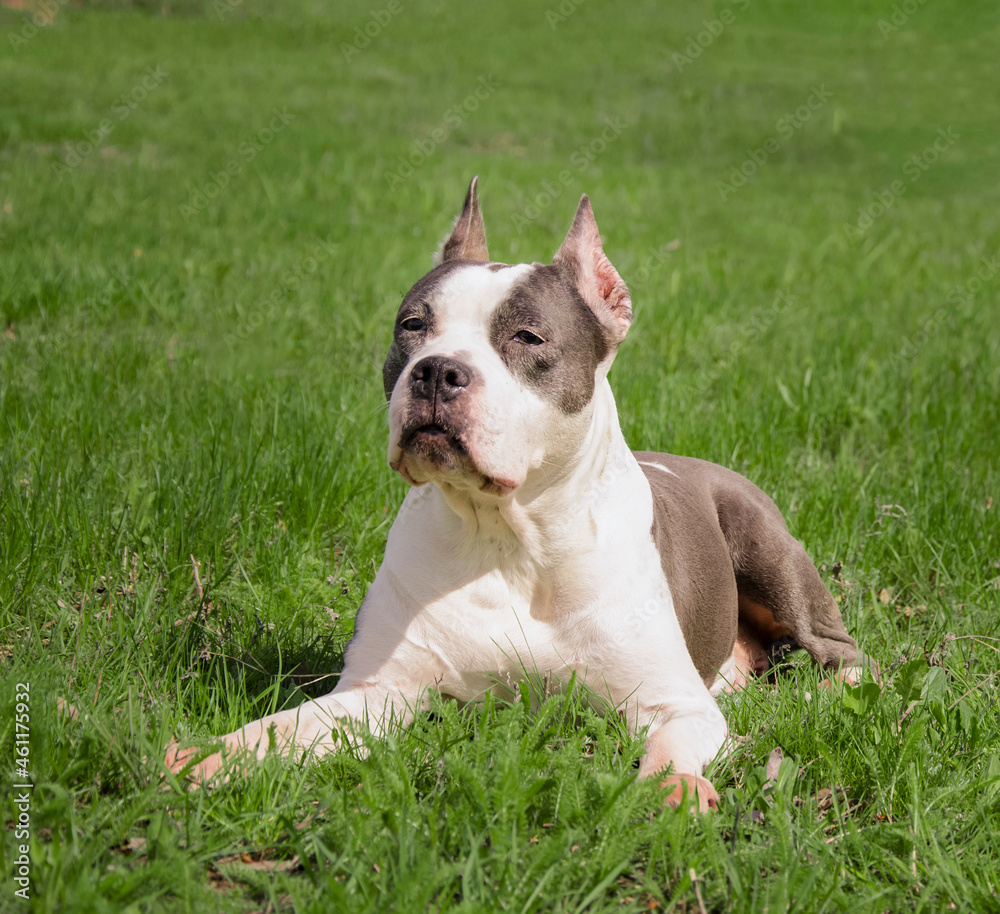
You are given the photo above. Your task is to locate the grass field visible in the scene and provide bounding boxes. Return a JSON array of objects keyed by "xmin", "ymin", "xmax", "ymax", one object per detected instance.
[{"xmin": 2, "ymin": 0, "xmax": 999, "ymax": 910}]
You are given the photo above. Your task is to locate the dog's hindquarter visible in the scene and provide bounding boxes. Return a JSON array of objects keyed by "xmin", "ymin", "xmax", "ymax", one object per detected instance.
[{"xmin": 636, "ymin": 452, "xmax": 861, "ymax": 687}]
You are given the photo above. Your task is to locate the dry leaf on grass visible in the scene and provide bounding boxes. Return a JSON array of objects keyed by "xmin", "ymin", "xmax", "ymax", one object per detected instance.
[
  {"xmin": 215, "ymin": 850, "xmax": 303, "ymax": 875},
  {"xmin": 765, "ymin": 747, "xmax": 784, "ymax": 783},
  {"xmin": 56, "ymin": 697, "xmax": 80, "ymax": 721}
]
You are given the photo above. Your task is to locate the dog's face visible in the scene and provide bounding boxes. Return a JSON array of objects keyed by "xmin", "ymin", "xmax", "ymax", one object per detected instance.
[{"xmin": 382, "ymin": 178, "xmax": 634, "ymax": 496}]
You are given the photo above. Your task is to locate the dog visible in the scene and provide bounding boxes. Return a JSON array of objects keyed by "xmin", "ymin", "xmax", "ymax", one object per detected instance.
[{"xmin": 167, "ymin": 178, "xmax": 863, "ymax": 810}]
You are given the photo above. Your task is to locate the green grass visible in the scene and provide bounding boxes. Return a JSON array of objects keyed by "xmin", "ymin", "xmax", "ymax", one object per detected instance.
[{"xmin": 2, "ymin": 0, "xmax": 999, "ymax": 910}]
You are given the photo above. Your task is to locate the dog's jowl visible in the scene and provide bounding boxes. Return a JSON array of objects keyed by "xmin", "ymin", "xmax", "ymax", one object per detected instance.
[{"xmin": 168, "ymin": 178, "xmax": 863, "ymax": 811}]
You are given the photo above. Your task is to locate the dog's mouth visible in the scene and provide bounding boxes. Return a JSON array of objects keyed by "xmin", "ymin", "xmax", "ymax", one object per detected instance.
[
  {"xmin": 399, "ymin": 422, "xmax": 467, "ymax": 455},
  {"xmin": 392, "ymin": 422, "xmax": 517, "ymax": 496}
]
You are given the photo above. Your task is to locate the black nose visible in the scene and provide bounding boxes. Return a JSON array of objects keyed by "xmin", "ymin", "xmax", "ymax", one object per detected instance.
[{"xmin": 409, "ymin": 356, "xmax": 473, "ymax": 403}]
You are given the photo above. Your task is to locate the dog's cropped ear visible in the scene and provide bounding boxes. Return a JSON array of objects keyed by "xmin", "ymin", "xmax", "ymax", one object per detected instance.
[
  {"xmin": 436, "ymin": 176, "xmax": 490, "ymax": 264},
  {"xmin": 554, "ymin": 195, "xmax": 632, "ymax": 343}
]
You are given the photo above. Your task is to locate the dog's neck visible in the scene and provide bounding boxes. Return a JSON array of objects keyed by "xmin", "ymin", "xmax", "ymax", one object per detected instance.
[{"xmin": 431, "ymin": 379, "xmax": 636, "ymax": 563}]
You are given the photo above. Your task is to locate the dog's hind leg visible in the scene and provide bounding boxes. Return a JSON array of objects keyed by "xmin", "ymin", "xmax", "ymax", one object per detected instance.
[{"xmin": 716, "ymin": 487, "xmax": 865, "ymax": 683}]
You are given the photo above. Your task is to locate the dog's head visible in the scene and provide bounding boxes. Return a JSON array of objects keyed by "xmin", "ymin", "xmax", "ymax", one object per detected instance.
[{"xmin": 383, "ymin": 177, "xmax": 633, "ymax": 497}]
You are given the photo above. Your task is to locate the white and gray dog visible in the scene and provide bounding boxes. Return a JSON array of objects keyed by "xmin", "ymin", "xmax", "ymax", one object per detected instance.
[{"xmin": 169, "ymin": 179, "xmax": 863, "ymax": 810}]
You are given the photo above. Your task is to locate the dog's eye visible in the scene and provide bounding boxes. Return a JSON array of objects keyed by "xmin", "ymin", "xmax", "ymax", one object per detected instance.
[
  {"xmin": 400, "ymin": 317, "xmax": 427, "ymax": 333},
  {"xmin": 513, "ymin": 330, "xmax": 545, "ymax": 346}
]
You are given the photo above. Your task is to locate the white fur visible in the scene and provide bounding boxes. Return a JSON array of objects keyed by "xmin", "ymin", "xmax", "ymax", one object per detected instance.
[{"xmin": 638, "ymin": 459, "xmax": 680, "ymax": 479}]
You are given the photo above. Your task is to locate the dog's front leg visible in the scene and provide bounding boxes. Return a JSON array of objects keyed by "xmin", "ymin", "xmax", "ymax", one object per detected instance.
[
  {"xmin": 635, "ymin": 703, "xmax": 728, "ymax": 813},
  {"xmin": 165, "ymin": 682, "xmax": 418, "ymax": 784},
  {"xmin": 604, "ymin": 598, "xmax": 729, "ymax": 812}
]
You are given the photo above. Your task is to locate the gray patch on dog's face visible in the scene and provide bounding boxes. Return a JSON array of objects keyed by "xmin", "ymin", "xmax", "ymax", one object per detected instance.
[
  {"xmin": 488, "ymin": 263, "xmax": 611, "ymax": 414},
  {"xmin": 383, "ymin": 260, "xmax": 475, "ymax": 400}
]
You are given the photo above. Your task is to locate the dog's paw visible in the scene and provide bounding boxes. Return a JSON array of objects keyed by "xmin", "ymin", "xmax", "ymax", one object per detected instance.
[
  {"xmin": 820, "ymin": 659, "xmax": 880, "ymax": 691},
  {"xmin": 822, "ymin": 666, "xmax": 862, "ymax": 688},
  {"xmin": 661, "ymin": 773, "xmax": 720, "ymax": 812},
  {"xmin": 164, "ymin": 743, "xmax": 225, "ymax": 786}
]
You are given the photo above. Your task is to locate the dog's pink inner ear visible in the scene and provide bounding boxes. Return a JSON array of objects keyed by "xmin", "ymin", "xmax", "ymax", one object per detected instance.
[
  {"xmin": 554, "ymin": 195, "xmax": 633, "ymax": 342},
  {"xmin": 438, "ymin": 176, "xmax": 490, "ymax": 264}
]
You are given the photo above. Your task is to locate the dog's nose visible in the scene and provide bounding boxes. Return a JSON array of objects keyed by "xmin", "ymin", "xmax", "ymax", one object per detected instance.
[{"xmin": 409, "ymin": 356, "xmax": 472, "ymax": 403}]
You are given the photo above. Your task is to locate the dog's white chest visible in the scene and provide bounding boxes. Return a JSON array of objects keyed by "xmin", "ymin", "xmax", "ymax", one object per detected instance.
[
  {"xmin": 375, "ymin": 518, "xmax": 597, "ymax": 699},
  {"xmin": 350, "ymin": 460, "xmax": 692, "ymax": 708}
]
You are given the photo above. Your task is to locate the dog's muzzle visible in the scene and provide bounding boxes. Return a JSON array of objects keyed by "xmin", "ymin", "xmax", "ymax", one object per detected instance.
[
  {"xmin": 391, "ymin": 355, "xmax": 516, "ymax": 496},
  {"xmin": 395, "ymin": 355, "xmax": 479, "ymax": 469}
]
